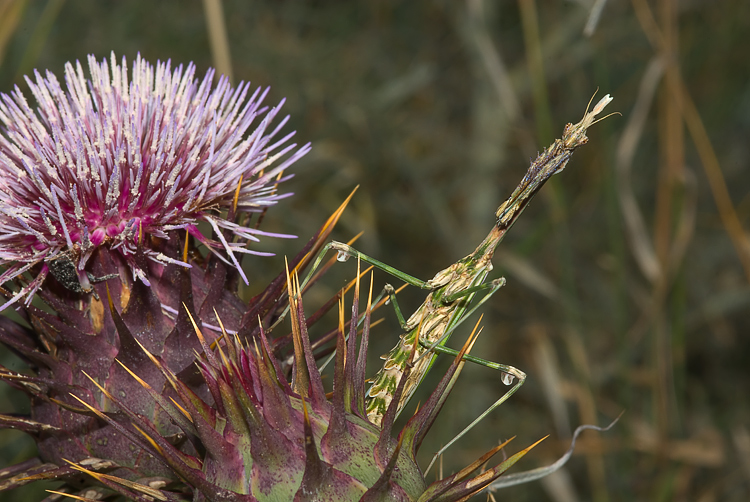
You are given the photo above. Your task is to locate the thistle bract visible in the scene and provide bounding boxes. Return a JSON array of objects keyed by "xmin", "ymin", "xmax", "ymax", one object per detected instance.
[
  {"xmin": 58, "ymin": 272, "xmax": 537, "ymax": 501},
  {"xmin": 0, "ymin": 52, "xmax": 310, "ymax": 310}
]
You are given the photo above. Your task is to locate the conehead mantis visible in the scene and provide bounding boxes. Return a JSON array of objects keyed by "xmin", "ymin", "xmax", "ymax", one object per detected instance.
[{"xmin": 287, "ymin": 94, "xmax": 616, "ymax": 435}]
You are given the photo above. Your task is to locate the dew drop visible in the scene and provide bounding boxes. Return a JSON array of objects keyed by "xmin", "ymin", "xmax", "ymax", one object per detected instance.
[
  {"xmin": 336, "ymin": 250, "xmax": 351, "ymax": 262},
  {"xmin": 501, "ymin": 372, "xmax": 515, "ymax": 386}
]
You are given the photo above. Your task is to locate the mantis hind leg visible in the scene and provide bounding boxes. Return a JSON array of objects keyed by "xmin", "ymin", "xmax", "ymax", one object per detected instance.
[
  {"xmin": 327, "ymin": 241, "xmax": 432, "ymax": 289},
  {"xmin": 272, "ymin": 240, "xmax": 432, "ymax": 332},
  {"xmin": 412, "ymin": 278, "xmax": 506, "ymax": 367},
  {"xmin": 423, "ymin": 354, "xmax": 527, "ymax": 475}
]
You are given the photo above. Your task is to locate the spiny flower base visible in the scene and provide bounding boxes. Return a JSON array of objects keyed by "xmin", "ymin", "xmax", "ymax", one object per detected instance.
[{"xmin": 34, "ymin": 273, "xmax": 539, "ymax": 501}]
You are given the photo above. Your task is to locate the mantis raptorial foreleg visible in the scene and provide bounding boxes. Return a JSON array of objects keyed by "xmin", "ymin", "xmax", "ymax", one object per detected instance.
[{"xmin": 380, "ymin": 276, "xmax": 506, "ymax": 354}]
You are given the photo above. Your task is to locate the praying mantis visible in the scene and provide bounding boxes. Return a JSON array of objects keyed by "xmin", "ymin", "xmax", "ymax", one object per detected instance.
[{"xmin": 296, "ymin": 94, "xmax": 615, "ymax": 434}]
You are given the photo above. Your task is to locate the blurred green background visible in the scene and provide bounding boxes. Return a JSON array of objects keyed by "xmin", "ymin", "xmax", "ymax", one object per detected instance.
[{"xmin": 1, "ymin": 0, "xmax": 749, "ymax": 500}]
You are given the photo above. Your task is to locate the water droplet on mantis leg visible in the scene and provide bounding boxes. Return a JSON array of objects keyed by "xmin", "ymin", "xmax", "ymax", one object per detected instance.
[
  {"xmin": 336, "ymin": 250, "xmax": 351, "ymax": 262},
  {"xmin": 501, "ymin": 372, "xmax": 515, "ymax": 386}
]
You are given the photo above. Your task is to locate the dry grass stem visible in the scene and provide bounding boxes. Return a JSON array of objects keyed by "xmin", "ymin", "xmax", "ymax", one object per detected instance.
[{"xmin": 202, "ymin": 0, "xmax": 233, "ymax": 82}]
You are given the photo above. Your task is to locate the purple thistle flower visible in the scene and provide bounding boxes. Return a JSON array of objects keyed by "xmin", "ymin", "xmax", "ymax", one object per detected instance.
[{"xmin": 0, "ymin": 52, "xmax": 310, "ymax": 311}]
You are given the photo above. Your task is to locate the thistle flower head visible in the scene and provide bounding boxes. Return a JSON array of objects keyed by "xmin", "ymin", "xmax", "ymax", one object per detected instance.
[{"xmin": 0, "ymin": 52, "xmax": 310, "ymax": 310}]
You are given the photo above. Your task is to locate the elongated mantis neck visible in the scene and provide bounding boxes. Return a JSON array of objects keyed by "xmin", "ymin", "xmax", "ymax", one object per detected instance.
[
  {"xmin": 469, "ymin": 93, "xmax": 616, "ymax": 268},
  {"xmin": 466, "ymin": 225, "xmax": 504, "ymax": 266}
]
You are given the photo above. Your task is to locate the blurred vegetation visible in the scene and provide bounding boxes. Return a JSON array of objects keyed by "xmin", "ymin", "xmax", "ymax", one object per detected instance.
[{"xmin": 1, "ymin": 0, "xmax": 749, "ymax": 500}]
